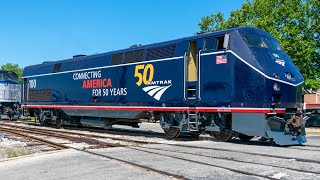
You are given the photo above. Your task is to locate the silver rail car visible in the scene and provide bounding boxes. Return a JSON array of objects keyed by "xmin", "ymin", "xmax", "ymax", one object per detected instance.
[{"xmin": 0, "ymin": 70, "xmax": 21, "ymax": 120}]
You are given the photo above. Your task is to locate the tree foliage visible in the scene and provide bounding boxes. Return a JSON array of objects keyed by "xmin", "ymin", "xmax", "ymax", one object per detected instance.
[
  {"xmin": 198, "ymin": 0, "xmax": 320, "ymax": 91},
  {"xmin": 0, "ymin": 63, "xmax": 23, "ymax": 82}
]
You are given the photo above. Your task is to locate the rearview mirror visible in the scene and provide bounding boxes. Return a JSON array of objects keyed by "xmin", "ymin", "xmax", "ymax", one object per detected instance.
[{"xmin": 223, "ymin": 33, "xmax": 230, "ymax": 50}]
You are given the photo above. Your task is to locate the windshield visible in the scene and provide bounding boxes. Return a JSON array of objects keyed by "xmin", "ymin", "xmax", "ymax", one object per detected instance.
[
  {"xmin": 242, "ymin": 34, "xmax": 283, "ymax": 50},
  {"xmin": 0, "ymin": 71, "xmax": 19, "ymax": 81},
  {"xmin": 265, "ymin": 38, "xmax": 283, "ymax": 50}
]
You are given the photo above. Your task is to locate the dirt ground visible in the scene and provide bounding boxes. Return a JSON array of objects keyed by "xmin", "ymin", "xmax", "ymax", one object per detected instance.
[{"xmin": 0, "ymin": 133, "xmax": 51, "ymax": 160}]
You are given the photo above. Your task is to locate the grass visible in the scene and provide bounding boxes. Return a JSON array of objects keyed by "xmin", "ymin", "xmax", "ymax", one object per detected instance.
[
  {"xmin": 5, "ymin": 148, "xmax": 30, "ymax": 158},
  {"xmin": 18, "ymin": 116, "xmax": 33, "ymax": 121}
]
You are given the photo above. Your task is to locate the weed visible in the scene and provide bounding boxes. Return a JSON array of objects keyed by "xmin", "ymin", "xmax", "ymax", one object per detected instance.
[{"xmin": 5, "ymin": 148, "xmax": 30, "ymax": 158}]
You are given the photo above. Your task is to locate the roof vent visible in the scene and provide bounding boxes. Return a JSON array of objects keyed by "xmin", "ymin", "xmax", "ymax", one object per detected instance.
[
  {"xmin": 73, "ymin": 54, "xmax": 86, "ymax": 58},
  {"xmin": 42, "ymin": 61, "xmax": 54, "ymax": 64}
]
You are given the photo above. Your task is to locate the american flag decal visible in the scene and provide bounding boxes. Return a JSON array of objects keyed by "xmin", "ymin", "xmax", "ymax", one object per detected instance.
[{"xmin": 216, "ymin": 55, "xmax": 227, "ymax": 64}]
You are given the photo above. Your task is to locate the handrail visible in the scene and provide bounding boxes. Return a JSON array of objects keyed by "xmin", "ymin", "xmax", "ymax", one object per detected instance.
[
  {"xmin": 183, "ymin": 52, "xmax": 187, "ymax": 100},
  {"xmin": 198, "ymin": 49, "xmax": 202, "ymax": 100}
]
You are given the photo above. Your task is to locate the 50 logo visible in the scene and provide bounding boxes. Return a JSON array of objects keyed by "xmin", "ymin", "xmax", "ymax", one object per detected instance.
[
  {"xmin": 134, "ymin": 64, "xmax": 154, "ymax": 86},
  {"xmin": 134, "ymin": 63, "xmax": 172, "ymax": 101}
]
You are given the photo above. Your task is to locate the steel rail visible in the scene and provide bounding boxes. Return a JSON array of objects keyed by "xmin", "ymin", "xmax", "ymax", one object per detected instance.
[
  {"xmin": 166, "ymin": 144, "xmax": 320, "ymax": 164},
  {"xmin": 2, "ymin": 121, "xmax": 315, "ymax": 179},
  {"xmin": 0, "ymin": 127, "xmax": 68, "ymax": 150},
  {"xmin": 138, "ymin": 146, "xmax": 320, "ymax": 175},
  {"xmin": 0, "ymin": 122, "xmax": 152, "ymax": 145},
  {"xmin": 0, "ymin": 124, "xmax": 188, "ymax": 180},
  {"xmin": 127, "ymin": 146, "xmax": 276, "ymax": 180}
]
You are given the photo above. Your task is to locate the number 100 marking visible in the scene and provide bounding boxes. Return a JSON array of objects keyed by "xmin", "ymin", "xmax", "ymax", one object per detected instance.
[{"xmin": 29, "ymin": 79, "xmax": 37, "ymax": 88}]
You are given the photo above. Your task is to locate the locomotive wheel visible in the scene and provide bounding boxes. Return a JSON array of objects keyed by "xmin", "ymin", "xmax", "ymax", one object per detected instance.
[
  {"xmin": 39, "ymin": 116, "xmax": 48, "ymax": 126},
  {"xmin": 238, "ymin": 134, "xmax": 254, "ymax": 141},
  {"xmin": 210, "ymin": 130, "xmax": 233, "ymax": 142},
  {"xmin": 163, "ymin": 127, "xmax": 180, "ymax": 138},
  {"xmin": 56, "ymin": 118, "xmax": 63, "ymax": 128},
  {"xmin": 54, "ymin": 110, "xmax": 63, "ymax": 128}
]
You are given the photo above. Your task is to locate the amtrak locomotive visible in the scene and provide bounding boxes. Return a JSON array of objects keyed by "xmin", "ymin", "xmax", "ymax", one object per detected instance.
[
  {"xmin": 22, "ymin": 27, "xmax": 306, "ymax": 145},
  {"xmin": 0, "ymin": 70, "xmax": 21, "ymax": 120}
]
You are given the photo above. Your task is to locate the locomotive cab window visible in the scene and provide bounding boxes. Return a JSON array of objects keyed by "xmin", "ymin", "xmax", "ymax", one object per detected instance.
[
  {"xmin": 0, "ymin": 71, "xmax": 18, "ymax": 81},
  {"xmin": 217, "ymin": 36, "xmax": 225, "ymax": 50},
  {"xmin": 203, "ymin": 38, "xmax": 217, "ymax": 51},
  {"xmin": 203, "ymin": 36, "xmax": 226, "ymax": 51},
  {"xmin": 265, "ymin": 38, "xmax": 283, "ymax": 51},
  {"xmin": 242, "ymin": 35, "xmax": 268, "ymax": 48}
]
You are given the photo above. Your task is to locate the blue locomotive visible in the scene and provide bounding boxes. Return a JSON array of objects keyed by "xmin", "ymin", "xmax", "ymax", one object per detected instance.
[
  {"xmin": 22, "ymin": 27, "xmax": 306, "ymax": 145},
  {"xmin": 0, "ymin": 70, "xmax": 21, "ymax": 120}
]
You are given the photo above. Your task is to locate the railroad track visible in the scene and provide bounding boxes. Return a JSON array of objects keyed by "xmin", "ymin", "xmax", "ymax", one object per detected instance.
[
  {"xmin": 0, "ymin": 122, "xmax": 154, "ymax": 146},
  {"xmin": 0, "ymin": 124, "xmax": 187, "ymax": 180},
  {"xmin": 217, "ymin": 137, "xmax": 320, "ymax": 152},
  {"xmin": 0, "ymin": 123, "xmax": 274, "ymax": 179},
  {"xmin": 133, "ymin": 145, "xmax": 320, "ymax": 175},
  {"xmin": 2, "ymin": 120, "xmax": 320, "ymax": 155},
  {"xmin": 127, "ymin": 147, "xmax": 320, "ymax": 179},
  {"xmin": 130, "ymin": 147, "xmax": 277, "ymax": 179},
  {"xmin": 2, "ymin": 120, "xmax": 320, "ymax": 153},
  {"xmin": 0, "ymin": 119, "xmax": 166, "ymax": 138},
  {"xmin": 2, "ymin": 122, "xmax": 320, "ymax": 179},
  {"xmin": 0, "ymin": 124, "xmax": 147, "ymax": 148},
  {"xmin": 0, "ymin": 127, "xmax": 68, "ymax": 150},
  {"xmin": 164, "ymin": 143, "xmax": 320, "ymax": 164}
]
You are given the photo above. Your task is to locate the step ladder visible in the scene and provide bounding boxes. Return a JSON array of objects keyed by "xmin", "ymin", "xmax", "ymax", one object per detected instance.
[
  {"xmin": 23, "ymin": 108, "xmax": 28, "ymax": 116},
  {"xmin": 188, "ymin": 113, "xmax": 199, "ymax": 131},
  {"xmin": 0, "ymin": 89, "xmax": 3, "ymax": 99},
  {"xmin": 187, "ymin": 86, "xmax": 197, "ymax": 100}
]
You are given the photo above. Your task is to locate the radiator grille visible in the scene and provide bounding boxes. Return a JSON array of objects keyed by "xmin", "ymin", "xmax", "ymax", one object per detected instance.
[
  {"xmin": 39, "ymin": 89, "xmax": 52, "ymax": 102},
  {"xmin": 111, "ymin": 53, "xmax": 123, "ymax": 65},
  {"xmin": 124, "ymin": 50, "xmax": 144, "ymax": 63},
  {"xmin": 28, "ymin": 90, "xmax": 39, "ymax": 101},
  {"xmin": 53, "ymin": 63, "xmax": 62, "ymax": 73},
  {"xmin": 146, "ymin": 45, "xmax": 176, "ymax": 60},
  {"xmin": 28, "ymin": 89, "xmax": 52, "ymax": 102}
]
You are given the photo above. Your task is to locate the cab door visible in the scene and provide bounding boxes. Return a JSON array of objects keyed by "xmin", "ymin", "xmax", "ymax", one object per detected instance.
[
  {"xmin": 199, "ymin": 34, "xmax": 231, "ymax": 103},
  {"xmin": 184, "ymin": 39, "xmax": 203, "ymax": 101},
  {"xmin": 22, "ymin": 78, "xmax": 28, "ymax": 102}
]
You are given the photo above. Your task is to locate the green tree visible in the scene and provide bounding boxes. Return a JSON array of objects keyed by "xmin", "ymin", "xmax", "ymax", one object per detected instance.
[
  {"xmin": 0, "ymin": 63, "xmax": 23, "ymax": 82},
  {"xmin": 198, "ymin": 0, "xmax": 320, "ymax": 91}
]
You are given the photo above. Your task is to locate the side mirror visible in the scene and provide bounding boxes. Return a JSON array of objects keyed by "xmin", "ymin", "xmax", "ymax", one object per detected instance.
[{"xmin": 223, "ymin": 33, "xmax": 230, "ymax": 50}]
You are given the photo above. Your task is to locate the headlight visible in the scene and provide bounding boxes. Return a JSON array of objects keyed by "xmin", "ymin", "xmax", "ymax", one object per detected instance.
[
  {"xmin": 273, "ymin": 83, "xmax": 280, "ymax": 91},
  {"xmin": 284, "ymin": 72, "xmax": 295, "ymax": 80}
]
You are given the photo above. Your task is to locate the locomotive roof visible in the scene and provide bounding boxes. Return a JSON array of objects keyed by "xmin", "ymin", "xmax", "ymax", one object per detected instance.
[{"xmin": 25, "ymin": 26, "xmax": 265, "ymax": 69}]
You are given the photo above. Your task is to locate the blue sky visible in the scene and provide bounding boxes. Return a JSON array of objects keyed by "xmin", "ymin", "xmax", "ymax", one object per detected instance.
[{"xmin": 0, "ymin": 0, "xmax": 246, "ymax": 67}]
